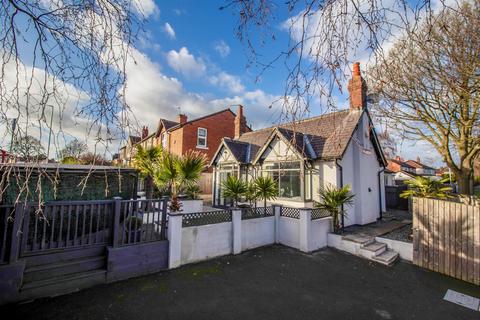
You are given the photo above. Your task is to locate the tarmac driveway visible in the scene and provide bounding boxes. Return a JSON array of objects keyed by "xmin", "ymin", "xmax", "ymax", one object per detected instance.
[{"xmin": 3, "ymin": 245, "xmax": 479, "ymax": 320}]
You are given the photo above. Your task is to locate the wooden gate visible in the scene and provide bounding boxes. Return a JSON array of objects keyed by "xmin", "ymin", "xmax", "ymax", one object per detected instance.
[{"xmin": 412, "ymin": 197, "xmax": 480, "ymax": 285}]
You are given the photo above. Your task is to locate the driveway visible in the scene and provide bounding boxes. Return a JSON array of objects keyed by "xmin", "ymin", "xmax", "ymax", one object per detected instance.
[{"xmin": 4, "ymin": 246, "xmax": 479, "ymax": 320}]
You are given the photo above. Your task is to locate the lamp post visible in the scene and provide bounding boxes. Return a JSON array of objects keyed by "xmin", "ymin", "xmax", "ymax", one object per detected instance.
[
  {"xmin": 8, "ymin": 118, "xmax": 17, "ymax": 155},
  {"xmin": 45, "ymin": 105, "xmax": 54, "ymax": 163}
]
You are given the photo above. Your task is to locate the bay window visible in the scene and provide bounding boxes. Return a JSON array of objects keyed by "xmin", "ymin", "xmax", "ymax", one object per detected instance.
[{"xmin": 262, "ymin": 161, "xmax": 301, "ymax": 199}]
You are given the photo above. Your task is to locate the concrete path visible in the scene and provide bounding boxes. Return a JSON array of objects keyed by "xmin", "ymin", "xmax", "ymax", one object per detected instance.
[{"xmin": 3, "ymin": 246, "xmax": 479, "ymax": 320}]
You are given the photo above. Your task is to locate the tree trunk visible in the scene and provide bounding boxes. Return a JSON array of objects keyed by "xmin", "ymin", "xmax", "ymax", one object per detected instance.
[
  {"xmin": 145, "ymin": 176, "xmax": 154, "ymax": 199},
  {"xmin": 456, "ymin": 169, "xmax": 473, "ymax": 195}
]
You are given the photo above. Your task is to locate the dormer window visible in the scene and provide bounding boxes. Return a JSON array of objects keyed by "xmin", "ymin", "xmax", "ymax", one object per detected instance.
[{"xmin": 197, "ymin": 128, "xmax": 207, "ymax": 148}]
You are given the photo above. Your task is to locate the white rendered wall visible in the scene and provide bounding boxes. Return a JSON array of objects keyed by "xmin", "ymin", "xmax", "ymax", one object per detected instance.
[
  {"xmin": 241, "ymin": 217, "xmax": 275, "ymax": 251},
  {"xmin": 310, "ymin": 217, "xmax": 333, "ymax": 250},
  {"xmin": 339, "ymin": 112, "xmax": 384, "ymax": 226},
  {"xmin": 181, "ymin": 222, "xmax": 232, "ymax": 265},
  {"xmin": 278, "ymin": 217, "xmax": 300, "ymax": 249}
]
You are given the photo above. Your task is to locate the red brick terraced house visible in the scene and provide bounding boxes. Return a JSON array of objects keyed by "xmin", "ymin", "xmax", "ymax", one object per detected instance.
[{"xmin": 118, "ymin": 106, "xmax": 251, "ymax": 195}]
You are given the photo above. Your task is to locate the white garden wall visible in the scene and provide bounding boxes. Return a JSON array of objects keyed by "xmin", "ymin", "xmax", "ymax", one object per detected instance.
[
  {"xmin": 278, "ymin": 217, "xmax": 300, "ymax": 249},
  {"xmin": 168, "ymin": 207, "xmax": 332, "ymax": 269},
  {"xmin": 310, "ymin": 218, "xmax": 332, "ymax": 250},
  {"xmin": 181, "ymin": 222, "xmax": 232, "ymax": 265},
  {"xmin": 241, "ymin": 217, "xmax": 275, "ymax": 251}
]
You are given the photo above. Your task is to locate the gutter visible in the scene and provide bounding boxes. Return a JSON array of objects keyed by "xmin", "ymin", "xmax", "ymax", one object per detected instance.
[
  {"xmin": 335, "ymin": 159, "xmax": 345, "ymax": 229},
  {"xmin": 377, "ymin": 166, "xmax": 385, "ymax": 220}
]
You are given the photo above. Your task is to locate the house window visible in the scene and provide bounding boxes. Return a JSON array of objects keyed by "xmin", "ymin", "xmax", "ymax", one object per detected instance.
[
  {"xmin": 161, "ymin": 133, "xmax": 167, "ymax": 148},
  {"xmin": 197, "ymin": 128, "xmax": 207, "ymax": 148},
  {"xmin": 262, "ymin": 161, "xmax": 301, "ymax": 199}
]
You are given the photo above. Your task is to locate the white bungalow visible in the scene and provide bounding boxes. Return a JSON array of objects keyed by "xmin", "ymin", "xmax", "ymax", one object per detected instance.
[{"xmin": 210, "ymin": 63, "xmax": 387, "ymax": 227}]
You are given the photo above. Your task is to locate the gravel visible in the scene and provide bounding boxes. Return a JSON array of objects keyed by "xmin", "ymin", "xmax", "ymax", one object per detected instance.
[{"xmin": 382, "ymin": 223, "xmax": 413, "ymax": 243}]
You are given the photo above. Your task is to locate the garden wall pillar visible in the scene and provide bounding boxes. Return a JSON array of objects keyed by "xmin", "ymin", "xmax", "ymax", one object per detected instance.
[
  {"xmin": 299, "ymin": 208, "xmax": 312, "ymax": 253},
  {"xmin": 168, "ymin": 214, "xmax": 183, "ymax": 269},
  {"xmin": 232, "ymin": 209, "xmax": 242, "ymax": 254},
  {"xmin": 273, "ymin": 205, "xmax": 281, "ymax": 243}
]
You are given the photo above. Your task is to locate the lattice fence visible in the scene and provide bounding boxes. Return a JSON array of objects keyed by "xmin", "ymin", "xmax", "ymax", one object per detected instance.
[
  {"xmin": 281, "ymin": 207, "xmax": 300, "ymax": 219},
  {"xmin": 311, "ymin": 208, "xmax": 330, "ymax": 220},
  {"xmin": 241, "ymin": 207, "xmax": 274, "ymax": 220},
  {"xmin": 182, "ymin": 210, "xmax": 232, "ymax": 227}
]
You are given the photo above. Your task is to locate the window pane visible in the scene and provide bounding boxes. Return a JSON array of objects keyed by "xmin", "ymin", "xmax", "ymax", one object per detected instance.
[
  {"xmin": 279, "ymin": 171, "xmax": 300, "ymax": 198},
  {"xmin": 280, "ymin": 162, "xmax": 300, "ymax": 170}
]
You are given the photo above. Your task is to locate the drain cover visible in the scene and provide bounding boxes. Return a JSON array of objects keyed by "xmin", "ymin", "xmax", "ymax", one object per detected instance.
[{"xmin": 443, "ymin": 289, "xmax": 480, "ymax": 311}]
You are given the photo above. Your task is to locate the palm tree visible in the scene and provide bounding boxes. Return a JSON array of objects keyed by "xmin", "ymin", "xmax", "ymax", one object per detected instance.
[
  {"xmin": 132, "ymin": 145, "xmax": 162, "ymax": 199},
  {"xmin": 315, "ymin": 184, "xmax": 355, "ymax": 233},
  {"xmin": 221, "ymin": 176, "xmax": 247, "ymax": 207},
  {"xmin": 153, "ymin": 151, "xmax": 206, "ymax": 212},
  {"xmin": 244, "ymin": 181, "xmax": 259, "ymax": 208},
  {"xmin": 254, "ymin": 176, "xmax": 277, "ymax": 214},
  {"xmin": 400, "ymin": 176, "xmax": 452, "ymax": 199}
]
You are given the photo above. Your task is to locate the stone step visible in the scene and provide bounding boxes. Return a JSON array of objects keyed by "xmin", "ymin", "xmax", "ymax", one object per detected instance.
[
  {"xmin": 371, "ymin": 249, "xmax": 399, "ymax": 266},
  {"xmin": 342, "ymin": 234, "xmax": 375, "ymax": 245},
  {"xmin": 361, "ymin": 241, "xmax": 387, "ymax": 255},
  {"xmin": 19, "ymin": 269, "xmax": 106, "ymax": 302},
  {"xmin": 23, "ymin": 256, "xmax": 105, "ymax": 283}
]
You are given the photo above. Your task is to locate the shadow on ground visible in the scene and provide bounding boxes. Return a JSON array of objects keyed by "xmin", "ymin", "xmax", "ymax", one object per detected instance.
[{"xmin": 3, "ymin": 246, "xmax": 479, "ymax": 320}]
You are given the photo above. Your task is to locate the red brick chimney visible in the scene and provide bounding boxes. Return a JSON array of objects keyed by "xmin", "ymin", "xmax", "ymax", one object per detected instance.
[
  {"xmin": 234, "ymin": 105, "xmax": 247, "ymax": 139},
  {"xmin": 347, "ymin": 62, "xmax": 367, "ymax": 110},
  {"xmin": 177, "ymin": 114, "xmax": 187, "ymax": 124},
  {"xmin": 141, "ymin": 126, "xmax": 149, "ymax": 139}
]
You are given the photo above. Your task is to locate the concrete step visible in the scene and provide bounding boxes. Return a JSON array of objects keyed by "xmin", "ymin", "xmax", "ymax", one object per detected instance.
[
  {"xmin": 342, "ymin": 234, "xmax": 375, "ymax": 245},
  {"xmin": 23, "ymin": 256, "xmax": 105, "ymax": 283},
  {"xmin": 20, "ymin": 269, "xmax": 106, "ymax": 301},
  {"xmin": 361, "ymin": 241, "xmax": 387, "ymax": 254},
  {"xmin": 371, "ymin": 249, "xmax": 399, "ymax": 266},
  {"xmin": 359, "ymin": 241, "xmax": 387, "ymax": 259}
]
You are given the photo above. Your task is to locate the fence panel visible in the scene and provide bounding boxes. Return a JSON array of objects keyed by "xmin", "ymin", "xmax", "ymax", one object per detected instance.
[
  {"xmin": 413, "ymin": 197, "xmax": 480, "ymax": 285},
  {"xmin": 118, "ymin": 199, "xmax": 168, "ymax": 246},
  {"xmin": 241, "ymin": 207, "xmax": 273, "ymax": 220},
  {"xmin": 21, "ymin": 200, "xmax": 114, "ymax": 255},
  {"xmin": 0, "ymin": 205, "xmax": 14, "ymax": 263}
]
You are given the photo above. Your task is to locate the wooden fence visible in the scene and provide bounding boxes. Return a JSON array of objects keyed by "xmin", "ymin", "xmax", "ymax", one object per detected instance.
[{"xmin": 412, "ymin": 197, "xmax": 480, "ymax": 285}]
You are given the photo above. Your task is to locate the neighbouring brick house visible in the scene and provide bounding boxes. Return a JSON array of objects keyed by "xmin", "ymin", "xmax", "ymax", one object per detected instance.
[
  {"xmin": 119, "ymin": 106, "xmax": 251, "ymax": 194},
  {"xmin": 385, "ymin": 156, "xmax": 437, "ymax": 186}
]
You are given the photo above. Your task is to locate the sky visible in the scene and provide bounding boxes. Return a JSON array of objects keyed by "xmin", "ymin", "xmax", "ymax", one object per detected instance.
[{"xmin": 0, "ymin": 0, "xmax": 443, "ymax": 166}]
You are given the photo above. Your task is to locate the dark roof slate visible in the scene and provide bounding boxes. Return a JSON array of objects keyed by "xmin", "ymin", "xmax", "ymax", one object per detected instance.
[{"xmin": 234, "ymin": 109, "xmax": 363, "ymax": 162}]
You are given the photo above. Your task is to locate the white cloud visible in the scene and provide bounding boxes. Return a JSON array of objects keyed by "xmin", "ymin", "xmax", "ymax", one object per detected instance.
[
  {"xmin": 214, "ymin": 40, "xmax": 231, "ymax": 58},
  {"xmin": 209, "ymin": 72, "xmax": 245, "ymax": 94},
  {"xmin": 132, "ymin": 0, "xmax": 159, "ymax": 17},
  {"xmin": 163, "ymin": 22, "xmax": 176, "ymax": 39},
  {"xmin": 166, "ymin": 47, "xmax": 206, "ymax": 78}
]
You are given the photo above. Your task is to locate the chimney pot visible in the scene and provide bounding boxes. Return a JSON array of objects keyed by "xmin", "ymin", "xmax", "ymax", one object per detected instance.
[
  {"xmin": 234, "ymin": 105, "xmax": 247, "ymax": 139},
  {"xmin": 348, "ymin": 62, "xmax": 367, "ymax": 110},
  {"xmin": 177, "ymin": 114, "xmax": 187, "ymax": 124}
]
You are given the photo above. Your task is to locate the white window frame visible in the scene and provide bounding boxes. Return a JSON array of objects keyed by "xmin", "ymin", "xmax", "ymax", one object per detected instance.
[{"xmin": 197, "ymin": 127, "xmax": 208, "ymax": 148}]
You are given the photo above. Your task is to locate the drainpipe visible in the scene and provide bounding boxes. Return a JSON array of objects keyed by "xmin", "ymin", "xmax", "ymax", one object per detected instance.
[
  {"xmin": 335, "ymin": 159, "xmax": 344, "ymax": 229},
  {"xmin": 377, "ymin": 167, "xmax": 385, "ymax": 220}
]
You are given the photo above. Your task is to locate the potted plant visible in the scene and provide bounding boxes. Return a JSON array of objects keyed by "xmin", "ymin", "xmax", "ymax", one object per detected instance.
[
  {"xmin": 153, "ymin": 151, "xmax": 206, "ymax": 213},
  {"xmin": 315, "ymin": 184, "xmax": 355, "ymax": 234},
  {"xmin": 124, "ymin": 216, "xmax": 143, "ymax": 243}
]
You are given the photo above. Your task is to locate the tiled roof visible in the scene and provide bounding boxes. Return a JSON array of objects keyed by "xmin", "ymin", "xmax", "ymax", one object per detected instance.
[
  {"xmin": 160, "ymin": 119, "xmax": 179, "ymax": 130},
  {"xmin": 234, "ymin": 109, "xmax": 363, "ymax": 162},
  {"xmin": 223, "ymin": 139, "xmax": 251, "ymax": 163},
  {"xmin": 405, "ymin": 160, "xmax": 435, "ymax": 170},
  {"xmin": 129, "ymin": 135, "xmax": 141, "ymax": 144},
  {"xmin": 388, "ymin": 159, "xmax": 415, "ymax": 169}
]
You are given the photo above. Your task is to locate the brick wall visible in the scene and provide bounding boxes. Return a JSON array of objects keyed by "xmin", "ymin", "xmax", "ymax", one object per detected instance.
[{"xmin": 180, "ymin": 110, "xmax": 236, "ymax": 162}]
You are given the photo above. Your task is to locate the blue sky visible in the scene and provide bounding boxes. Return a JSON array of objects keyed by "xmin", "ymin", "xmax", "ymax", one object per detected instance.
[{"xmin": 1, "ymin": 0, "xmax": 441, "ymax": 165}]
